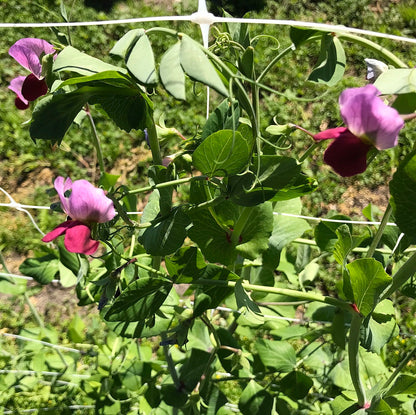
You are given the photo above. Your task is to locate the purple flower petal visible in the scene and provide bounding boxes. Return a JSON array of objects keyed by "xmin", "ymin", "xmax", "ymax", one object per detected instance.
[
  {"xmin": 9, "ymin": 38, "xmax": 55, "ymax": 78},
  {"xmin": 339, "ymin": 84, "xmax": 403, "ymax": 150},
  {"xmin": 67, "ymin": 180, "xmax": 116, "ymax": 223},
  {"xmin": 8, "ymin": 76, "xmax": 29, "ymax": 109},
  {"xmin": 64, "ymin": 222, "xmax": 100, "ymax": 255},
  {"xmin": 21, "ymin": 73, "xmax": 48, "ymax": 101},
  {"xmin": 323, "ymin": 129, "xmax": 372, "ymax": 177},
  {"xmin": 54, "ymin": 176, "xmax": 72, "ymax": 216}
]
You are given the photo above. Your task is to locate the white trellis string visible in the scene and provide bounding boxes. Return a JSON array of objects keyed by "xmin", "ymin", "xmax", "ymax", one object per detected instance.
[
  {"xmin": 0, "ymin": 187, "xmax": 46, "ymax": 236},
  {"xmin": 0, "ymin": 332, "xmax": 82, "ymax": 353},
  {"xmin": 0, "ymin": 186, "xmax": 399, "ymax": 228},
  {"xmin": 0, "ymin": 12, "xmax": 415, "ymax": 45}
]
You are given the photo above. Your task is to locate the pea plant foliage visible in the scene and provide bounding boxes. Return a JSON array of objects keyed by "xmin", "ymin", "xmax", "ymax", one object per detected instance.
[{"xmin": 6, "ymin": 5, "xmax": 416, "ymax": 415}]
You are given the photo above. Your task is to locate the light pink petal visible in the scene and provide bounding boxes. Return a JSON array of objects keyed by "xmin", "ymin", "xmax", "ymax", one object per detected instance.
[
  {"xmin": 314, "ymin": 127, "xmax": 349, "ymax": 141},
  {"xmin": 54, "ymin": 176, "xmax": 72, "ymax": 215},
  {"xmin": 339, "ymin": 84, "xmax": 403, "ymax": 150},
  {"xmin": 8, "ymin": 76, "xmax": 28, "ymax": 105},
  {"xmin": 323, "ymin": 130, "xmax": 372, "ymax": 177},
  {"xmin": 68, "ymin": 180, "xmax": 116, "ymax": 223},
  {"xmin": 21, "ymin": 73, "xmax": 48, "ymax": 101},
  {"xmin": 64, "ymin": 223, "xmax": 100, "ymax": 255},
  {"xmin": 41, "ymin": 220, "xmax": 76, "ymax": 242},
  {"xmin": 9, "ymin": 38, "xmax": 55, "ymax": 78}
]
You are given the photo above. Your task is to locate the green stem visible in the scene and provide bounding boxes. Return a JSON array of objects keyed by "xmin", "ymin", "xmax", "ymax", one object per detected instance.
[
  {"xmin": 192, "ymin": 279, "xmax": 353, "ymax": 313},
  {"xmin": 85, "ymin": 104, "xmax": 105, "ymax": 173},
  {"xmin": 145, "ymin": 113, "xmax": 163, "ymax": 166},
  {"xmin": 380, "ymin": 250, "xmax": 416, "ymax": 301},
  {"xmin": 348, "ymin": 313, "xmax": 367, "ymax": 407},
  {"xmin": 298, "ymin": 141, "xmax": 322, "ymax": 163},
  {"xmin": 257, "ymin": 45, "xmax": 295, "ymax": 83},
  {"xmin": 128, "ymin": 175, "xmax": 205, "ymax": 195},
  {"xmin": 366, "ymin": 204, "xmax": 392, "ymax": 259},
  {"xmin": 161, "ymin": 333, "xmax": 181, "ymax": 389},
  {"xmin": 337, "ymin": 33, "xmax": 408, "ymax": 68}
]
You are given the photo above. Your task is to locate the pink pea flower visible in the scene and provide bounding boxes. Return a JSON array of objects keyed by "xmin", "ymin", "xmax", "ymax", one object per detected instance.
[
  {"xmin": 42, "ymin": 177, "xmax": 116, "ymax": 255},
  {"xmin": 8, "ymin": 38, "xmax": 56, "ymax": 110},
  {"xmin": 314, "ymin": 84, "xmax": 404, "ymax": 177}
]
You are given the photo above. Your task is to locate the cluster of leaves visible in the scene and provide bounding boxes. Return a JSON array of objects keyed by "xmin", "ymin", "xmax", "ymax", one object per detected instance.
[{"xmin": 2, "ymin": 1, "xmax": 416, "ymax": 415}]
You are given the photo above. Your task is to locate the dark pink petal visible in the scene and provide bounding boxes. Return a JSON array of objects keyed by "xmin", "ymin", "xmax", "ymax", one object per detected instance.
[
  {"xmin": 64, "ymin": 222, "xmax": 100, "ymax": 255},
  {"xmin": 9, "ymin": 38, "xmax": 55, "ymax": 78},
  {"xmin": 41, "ymin": 220, "xmax": 77, "ymax": 243},
  {"xmin": 54, "ymin": 176, "xmax": 72, "ymax": 215},
  {"xmin": 8, "ymin": 76, "xmax": 28, "ymax": 107},
  {"xmin": 339, "ymin": 84, "xmax": 403, "ymax": 150},
  {"xmin": 21, "ymin": 73, "xmax": 48, "ymax": 101},
  {"xmin": 323, "ymin": 130, "xmax": 372, "ymax": 177},
  {"xmin": 314, "ymin": 127, "xmax": 349, "ymax": 141},
  {"xmin": 68, "ymin": 180, "xmax": 116, "ymax": 223},
  {"xmin": 15, "ymin": 97, "xmax": 29, "ymax": 110}
]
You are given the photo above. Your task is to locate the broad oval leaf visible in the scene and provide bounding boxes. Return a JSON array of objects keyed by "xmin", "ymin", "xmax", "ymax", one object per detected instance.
[
  {"xmin": 180, "ymin": 35, "xmax": 228, "ymax": 96},
  {"xmin": 255, "ymin": 338, "xmax": 296, "ymax": 372},
  {"xmin": 159, "ymin": 42, "xmax": 186, "ymax": 100},
  {"xmin": 19, "ymin": 255, "xmax": 59, "ymax": 285},
  {"xmin": 193, "ymin": 129, "xmax": 252, "ymax": 177},
  {"xmin": 346, "ymin": 258, "xmax": 392, "ymax": 316},
  {"xmin": 308, "ymin": 34, "xmax": 346, "ymax": 87},
  {"xmin": 54, "ymin": 46, "xmax": 126, "ymax": 75},
  {"xmin": 110, "ymin": 29, "xmax": 145, "ymax": 59},
  {"xmin": 127, "ymin": 33, "xmax": 158, "ymax": 85},
  {"xmin": 374, "ymin": 68, "xmax": 416, "ymax": 95},
  {"xmin": 104, "ymin": 277, "xmax": 172, "ymax": 322}
]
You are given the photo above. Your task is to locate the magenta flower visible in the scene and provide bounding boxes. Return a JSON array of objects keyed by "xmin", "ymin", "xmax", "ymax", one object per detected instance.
[
  {"xmin": 42, "ymin": 177, "xmax": 116, "ymax": 255},
  {"xmin": 313, "ymin": 84, "xmax": 404, "ymax": 177},
  {"xmin": 8, "ymin": 38, "xmax": 55, "ymax": 110}
]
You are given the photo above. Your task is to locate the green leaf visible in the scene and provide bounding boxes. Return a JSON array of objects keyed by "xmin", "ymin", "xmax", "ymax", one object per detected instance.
[
  {"xmin": 68, "ymin": 314, "xmax": 85, "ymax": 343},
  {"xmin": 374, "ymin": 68, "xmax": 416, "ymax": 95},
  {"xmin": 279, "ymin": 371, "xmax": 313, "ymax": 400},
  {"xmin": 201, "ymin": 99, "xmax": 240, "ymax": 141},
  {"xmin": 58, "ymin": 262, "xmax": 77, "ymax": 287},
  {"xmin": 165, "ymin": 246, "xmax": 206, "ymax": 283},
  {"xmin": 239, "ymin": 46, "xmax": 254, "ymax": 78},
  {"xmin": 390, "ymin": 150, "xmax": 416, "ymax": 243},
  {"xmin": 193, "ymin": 129, "xmax": 252, "ymax": 177},
  {"xmin": 333, "ymin": 224, "xmax": 353, "ymax": 267},
  {"xmin": 315, "ymin": 215, "xmax": 352, "ymax": 252},
  {"xmin": 346, "ymin": 258, "xmax": 392, "ymax": 316},
  {"xmin": 110, "ymin": 29, "xmax": 145, "ymax": 59},
  {"xmin": 367, "ymin": 400, "xmax": 393, "ymax": 415},
  {"xmin": 392, "ymin": 92, "xmax": 416, "ymax": 113},
  {"xmin": 235, "ymin": 280, "xmax": 264, "ymax": 324},
  {"xmin": 179, "ymin": 349, "xmax": 212, "ymax": 391},
  {"xmin": 139, "ymin": 207, "xmax": 190, "ymax": 256},
  {"xmin": 308, "ymin": 34, "xmax": 346, "ymax": 86},
  {"xmin": 361, "ymin": 311, "xmax": 398, "ymax": 353},
  {"xmin": 127, "ymin": 33, "xmax": 157, "ymax": 85},
  {"xmin": 30, "ymin": 85, "xmax": 150, "ymax": 142},
  {"xmin": 19, "ymin": 255, "xmax": 59, "ymax": 285},
  {"xmin": 54, "ymin": 46, "xmax": 126, "ymax": 75},
  {"xmin": 161, "ymin": 384, "xmax": 188, "ymax": 408},
  {"xmin": 385, "ymin": 374, "xmax": 416, "ymax": 396},
  {"xmin": 188, "ymin": 202, "xmax": 273, "ymax": 265},
  {"xmin": 228, "ymin": 156, "xmax": 301, "ymax": 206},
  {"xmin": 104, "ymin": 278, "xmax": 172, "ymax": 322},
  {"xmin": 289, "ymin": 27, "xmax": 322, "ymax": 48},
  {"xmin": 239, "ymin": 380, "xmax": 273, "ymax": 415},
  {"xmin": 180, "ymin": 35, "xmax": 228, "ymax": 96},
  {"xmin": 159, "ymin": 42, "xmax": 186, "ymax": 100},
  {"xmin": 255, "ymin": 339, "xmax": 296, "ymax": 372}
]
